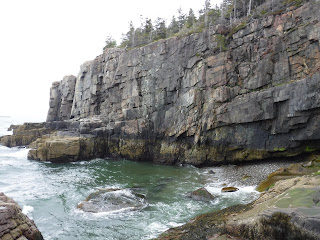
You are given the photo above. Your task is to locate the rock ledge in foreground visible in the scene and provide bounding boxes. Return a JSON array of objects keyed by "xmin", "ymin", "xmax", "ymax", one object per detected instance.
[{"xmin": 0, "ymin": 193, "xmax": 43, "ymax": 240}]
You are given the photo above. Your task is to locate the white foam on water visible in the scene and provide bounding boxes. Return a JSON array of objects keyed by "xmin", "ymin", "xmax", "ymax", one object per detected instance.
[
  {"xmin": 73, "ymin": 205, "xmax": 139, "ymax": 219},
  {"xmin": 22, "ymin": 205, "xmax": 34, "ymax": 219},
  {"xmin": 144, "ymin": 221, "xmax": 184, "ymax": 239},
  {"xmin": 144, "ymin": 222, "xmax": 169, "ymax": 239},
  {"xmin": 3, "ymin": 147, "xmax": 29, "ymax": 159}
]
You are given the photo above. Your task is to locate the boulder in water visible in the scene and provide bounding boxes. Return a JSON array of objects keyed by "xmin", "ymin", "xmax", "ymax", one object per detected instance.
[
  {"xmin": 187, "ymin": 188, "xmax": 215, "ymax": 201},
  {"xmin": 78, "ymin": 188, "xmax": 147, "ymax": 213}
]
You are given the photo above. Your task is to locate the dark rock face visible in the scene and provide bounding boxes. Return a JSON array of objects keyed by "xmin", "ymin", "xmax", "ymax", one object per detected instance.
[
  {"xmin": 0, "ymin": 193, "xmax": 43, "ymax": 240},
  {"xmin": 36, "ymin": 0, "xmax": 320, "ymax": 165}
]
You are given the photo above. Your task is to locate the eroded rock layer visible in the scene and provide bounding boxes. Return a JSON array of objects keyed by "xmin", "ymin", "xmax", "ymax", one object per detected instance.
[{"xmin": 38, "ymin": 0, "xmax": 320, "ymax": 165}]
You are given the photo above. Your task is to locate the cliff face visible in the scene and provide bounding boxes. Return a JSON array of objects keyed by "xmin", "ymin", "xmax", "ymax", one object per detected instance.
[
  {"xmin": 43, "ymin": 1, "xmax": 320, "ymax": 165},
  {"xmin": 47, "ymin": 75, "xmax": 76, "ymax": 122}
]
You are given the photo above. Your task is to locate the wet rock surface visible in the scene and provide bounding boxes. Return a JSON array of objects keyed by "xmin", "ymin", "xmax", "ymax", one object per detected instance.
[
  {"xmin": 78, "ymin": 188, "xmax": 147, "ymax": 213},
  {"xmin": 257, "ymin": 155, "xmax": 320, "ymax": 192},
  {"xmin": 156, "ymin": 175, "xmax": 320, "ymax": 240},
  {"xmin": 0, "ymin": 193, "xmax": 43, "ymax": 240},
  {"xmin": 203, "ymin": 158, "xmax": 301, "ymax": 187},
  {"xmin": 187, "ymin": 188, "xmax": 215, "ymax": 202},
  {"xmin": 221, "ymin": 187, "xmax": 239, "ymax": 193}
]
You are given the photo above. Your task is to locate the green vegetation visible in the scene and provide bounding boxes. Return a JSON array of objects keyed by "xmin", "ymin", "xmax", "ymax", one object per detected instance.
[
  {"xmin": 103, "ymin": 35, "xmax": 117, "ymax": 50},
  {"xmin": 215, "ymin": 34, "xmax": 227, "ymax": 51},
  {"xmin": 117, "ymin": 2, "xmax": 222, "ymax": 49},
  {"xmin": 313, "ymin": 170, "xmax": 320, "ymax": 175},
  {"xmin": 305, "ymin": 146, "xmax": 316, "ymax": 152},
  {"xmin": 283, "ymin": 0, "xmax": 303, "ymax": 7},
  {"xmin": 103, "ymin": 0, "xmax": 308, "ymax": 50},
  {"xmin": 260, "ymin": 9, "xmax": 268, "ymax": 15},
  {"xmin": 228, "ymin": 22, "xmax": 247, "ymax": 37},
  {"xmin": 274, "ymin": 147, "xmax": 286, "ymax": 152}
]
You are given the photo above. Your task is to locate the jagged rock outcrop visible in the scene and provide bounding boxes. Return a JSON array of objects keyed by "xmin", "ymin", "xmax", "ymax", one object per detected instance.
[
  {"xmin": 46, "ymin": 75, "xmax": 76, "ymax": 122},
  {"xmin": 31, "ymin": 0, "xmax": 320, "ymax": 165},
  {"xmin": 0, "ymin": 123, "xmax": 52, "ymax": 148},
  {"xmin": 0, "ymin": 193, "xmax": 43, "ymax": 240}
]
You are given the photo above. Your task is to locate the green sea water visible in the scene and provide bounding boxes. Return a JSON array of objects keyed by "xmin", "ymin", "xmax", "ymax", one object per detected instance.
[{"xmin": 0, "ymin": 118, "xmax": 259, "ymax": 240}]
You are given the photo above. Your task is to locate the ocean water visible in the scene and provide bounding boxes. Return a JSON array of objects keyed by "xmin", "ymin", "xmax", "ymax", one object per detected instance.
[{"xmin": 0, "ymin": 117, "xmax": 260, "ymax": 240}]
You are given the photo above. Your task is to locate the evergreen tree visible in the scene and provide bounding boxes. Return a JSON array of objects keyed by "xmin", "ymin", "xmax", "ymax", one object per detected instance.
[
  {"xmin": 177, "ymin": 7, "xmax": 186, "ymax": 31},
  {"xmin": 117, "ymin": 0, "xmax": 272, "ymax": 49},
  {"xmin": 154, "ymin": 17, "xmax": 166, "ymax": 40},
  {"xmin": 168, "ymin": 16, "xmax": 179, "ymax": 36},
  {"xmin": 104, "ymin": 34, "xmax": 117, "ymax": 49},
  {"xmin": 144, "ymin": 18, "xmax": 153, "ymax": 42},
  {"xmin": 204, "ymin": 0, "xmax": 211, "ymax": 27},
  {"xmin": 186, "ymin": 9, "xmax": 196, "ymax": 28}
]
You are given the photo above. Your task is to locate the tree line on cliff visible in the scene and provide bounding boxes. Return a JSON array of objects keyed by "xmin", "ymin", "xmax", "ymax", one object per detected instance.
[{"xmin": 104, "ymin": 0, "xmax": 306, "ymax": 49}]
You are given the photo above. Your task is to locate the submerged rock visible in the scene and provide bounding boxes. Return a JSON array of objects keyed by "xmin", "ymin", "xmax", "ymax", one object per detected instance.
[
  {"xmin": 78, "ymin": 188, "xmax": 147, "ymax": 213},
  {"xmin": 0, "ymin": 193, "xmax": 43, "ymax": 240},
  {"xmin": 187, "ymin": 188, "xmax": 215, "ymax": 202}
]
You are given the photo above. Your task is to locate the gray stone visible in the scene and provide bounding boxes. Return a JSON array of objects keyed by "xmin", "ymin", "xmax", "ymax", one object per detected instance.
[
  {"xmin": 187, "ymin": 188, "xmax": 215, "ymax": 202},
  {"xmin": 26, "ymin": 0, "xmax": 320, "ymax": 165},
  {"xmin": 78, "ymin": 189, "xmax": 147, "ymax": 213}
]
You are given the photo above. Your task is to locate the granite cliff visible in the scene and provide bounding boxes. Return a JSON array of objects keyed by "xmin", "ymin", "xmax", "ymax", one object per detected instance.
[{"xmin": 26, "ymin": 0, "xmax": 320, "ymax": 165}]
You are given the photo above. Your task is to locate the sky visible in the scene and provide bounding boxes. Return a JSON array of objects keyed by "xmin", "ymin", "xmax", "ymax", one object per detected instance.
[{"xmin": 0, "ymin": 0, "xmax": 221, "ymax": 123}]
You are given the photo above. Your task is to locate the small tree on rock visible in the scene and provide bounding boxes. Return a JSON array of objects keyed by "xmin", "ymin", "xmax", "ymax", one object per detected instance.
[{"xmin": 104, "ymin": 34, "xmax": 117, "ymax": 49}]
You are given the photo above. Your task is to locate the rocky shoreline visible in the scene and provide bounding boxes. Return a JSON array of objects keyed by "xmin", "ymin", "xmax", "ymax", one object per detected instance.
[
  {"xmin": 156, "ymin": 157, "xmax": 320, "ymax": 240},
  {"xmin": 1, "ymin": 0, "xmax": 320, "ymax": 239}
]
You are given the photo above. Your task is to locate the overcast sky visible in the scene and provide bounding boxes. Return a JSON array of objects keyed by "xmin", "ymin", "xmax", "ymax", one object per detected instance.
[{"xmin": 0, "ymin": 0, "xmax": 221, "ymax": 123}]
